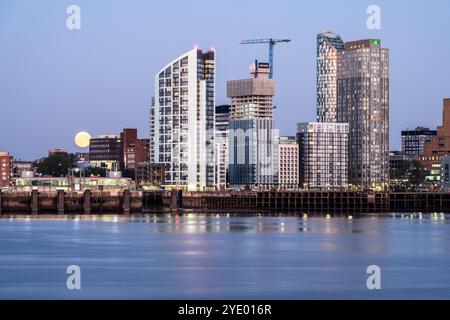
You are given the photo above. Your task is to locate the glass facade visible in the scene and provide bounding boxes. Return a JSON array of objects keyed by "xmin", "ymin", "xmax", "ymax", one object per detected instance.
[
  {"xmin": 228, "ymin": 119, "xmax": 278, "ymax": 188},
  {"xmin": 14, "ymin": 177, "xmax": 132, "ymax": 191}
]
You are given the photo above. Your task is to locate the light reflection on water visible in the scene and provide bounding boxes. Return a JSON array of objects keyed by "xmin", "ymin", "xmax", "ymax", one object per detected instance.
[{"xmin": 0, "ymin": 214, "xmax": 449, "ymax": 300}]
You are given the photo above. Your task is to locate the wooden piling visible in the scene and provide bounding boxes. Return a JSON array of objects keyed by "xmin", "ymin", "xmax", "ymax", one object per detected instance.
[
  {"xmin": 57, "ymin": 190, "xmax": 65, "ymax": 215},
  {"xmin": 171, "ymin": 190, "xmax": 178, "ymax": 210},
  {"xmin": 31, "ymin": 190, "xmax": 38, "ymax": 216},
  {"xmin": 84, "ymin": 190, "xmax": 91, "ymax": 215},
  {"xmin": 178, "ymin": 190, "xmax": 183, "ymax": 209},
  {"xmin": 123, "ymin": 190, "xmax": 130, "ymax": 214}
]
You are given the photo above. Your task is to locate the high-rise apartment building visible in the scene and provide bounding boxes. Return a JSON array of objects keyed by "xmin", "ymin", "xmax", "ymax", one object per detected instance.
[
  {"xmin": 317, "ymin": 30, "xmax": 345, "ymax": 123},
  {"xmin": 0, "ymin": 152, "xmax": 13, "ymax": 188},
  {"xmin": 337, "ymin": 39, "xmax": 390, "ymax": 190},
  {"xmin": 419, "ymin": 99, "xmax": 450, "ymax": 188},
  {"xmin": 150, "ymin": 48, "xmax": 215, "ymax": 191},
  {"xmin": 228, "ymin": 62, "xmax": 278, "ymax": 189},
  {"xmin": 215, "ymin": 105, "xmax": 230, "ymax": 190},
  {"xmin": 401, "ymin": 127, "xmax": 437, "ymax": 156},
  {"xmin": 297, "ymin": 122, "xmax": 349, "ymax": 190},
  {"xmin": 277, "ymin": 136, "xmax": 298, "ymax": 190}
]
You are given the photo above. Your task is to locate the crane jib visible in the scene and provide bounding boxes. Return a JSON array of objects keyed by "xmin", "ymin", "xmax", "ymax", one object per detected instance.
[{"xmin": 239, "ymin": 38, "xmax": 291, "ymax": 79}]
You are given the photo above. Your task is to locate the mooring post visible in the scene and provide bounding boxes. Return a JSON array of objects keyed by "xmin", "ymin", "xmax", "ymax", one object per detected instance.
[
  {"xmin": 57, "ymin": 190, "xmax": 65, "ymax": 215},
  {"xmin": 178, "ymin": 190, "xmax": 183, "ymax": 209},
  {"xmin": 84, "ymin": 189, "xmax": 91, "ymax": 215},
  {"xmin": 123, "ymin": 190, "xmax": 130, "ymax": 215},
  {"xmin": 171, "ymin": 190, "xmax": 179, "ymax": 213},
  {"xmin": 31, "ymin": 190, "xmax": 38, "ymax": 216}
]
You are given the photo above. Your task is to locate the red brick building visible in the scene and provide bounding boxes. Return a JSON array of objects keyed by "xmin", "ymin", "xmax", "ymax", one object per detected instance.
[
  {"xmin": 120, "ymin": 129, "xmax": 150, "ymax": 171},
  {"xmin": 0, "ymin": 152, "xmax": 13, "ymax": 188},
  {"xmin": 419, "ymin": 99, "xmax": 450, "ymax": 188}
]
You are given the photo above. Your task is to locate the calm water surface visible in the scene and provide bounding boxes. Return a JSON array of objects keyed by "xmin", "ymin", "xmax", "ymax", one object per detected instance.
[{"xmin": 0, "ymin": 214, "xmax": 449, "ymax": 300}]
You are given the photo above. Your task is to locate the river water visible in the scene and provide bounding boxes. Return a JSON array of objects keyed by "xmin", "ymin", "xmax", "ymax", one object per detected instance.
[{"xmin": 0, "ymin": 214, "xmax": 449, "ymax": 300}]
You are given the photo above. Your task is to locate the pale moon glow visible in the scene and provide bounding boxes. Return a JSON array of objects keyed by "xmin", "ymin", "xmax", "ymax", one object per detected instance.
[{"xmin": 74, "ymin": 131, "xmax": 91, "ymax": 148}]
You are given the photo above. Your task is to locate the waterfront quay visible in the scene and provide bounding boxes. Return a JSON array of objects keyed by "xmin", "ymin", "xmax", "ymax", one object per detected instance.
[{"xmin": 0, "ymin": 190, "xmax": 449, "ymax": 215}]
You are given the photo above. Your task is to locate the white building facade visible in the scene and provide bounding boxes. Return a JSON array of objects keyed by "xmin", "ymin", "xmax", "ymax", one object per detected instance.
[
  {"xmin": 278, "ymin": 136, "xmax": 299, "ymax": 190},
  {"xmin": 150, "ymin": 48, "xmax": 216, "ymax": 191}
]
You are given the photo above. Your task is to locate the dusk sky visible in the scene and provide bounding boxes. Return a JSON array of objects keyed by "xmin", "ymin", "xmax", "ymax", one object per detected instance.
[{"xmin": 1, "ymin": 0, "xmax": 449, "ymax": 160}]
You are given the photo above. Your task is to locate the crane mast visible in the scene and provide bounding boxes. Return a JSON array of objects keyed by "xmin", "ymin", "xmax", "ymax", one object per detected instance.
[{"xmin": 239, "ymin": 38, "xmax": 291, "ymax": 79}]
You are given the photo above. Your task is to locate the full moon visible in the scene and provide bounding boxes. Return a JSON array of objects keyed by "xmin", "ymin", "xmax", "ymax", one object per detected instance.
[{"xmin": 74, "ymin": 131, "xmax": 91, "ymax": 148}]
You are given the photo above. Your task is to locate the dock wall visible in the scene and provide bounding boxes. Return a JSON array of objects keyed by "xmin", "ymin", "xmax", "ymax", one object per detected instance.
[{"xmin": 0, "ymin": 190, "xmax": 449, "ymax": 215}]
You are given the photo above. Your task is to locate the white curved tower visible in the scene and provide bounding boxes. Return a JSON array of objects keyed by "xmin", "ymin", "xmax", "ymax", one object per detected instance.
[{"xmin": 150, "ymin": 48, "xmax": 216, "ymax": 191}]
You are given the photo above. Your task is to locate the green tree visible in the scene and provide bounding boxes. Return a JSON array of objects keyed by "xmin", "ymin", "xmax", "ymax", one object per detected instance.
[{"xmin": 37, "ymin": 153, "xmax": 74, "ymax": 177}]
